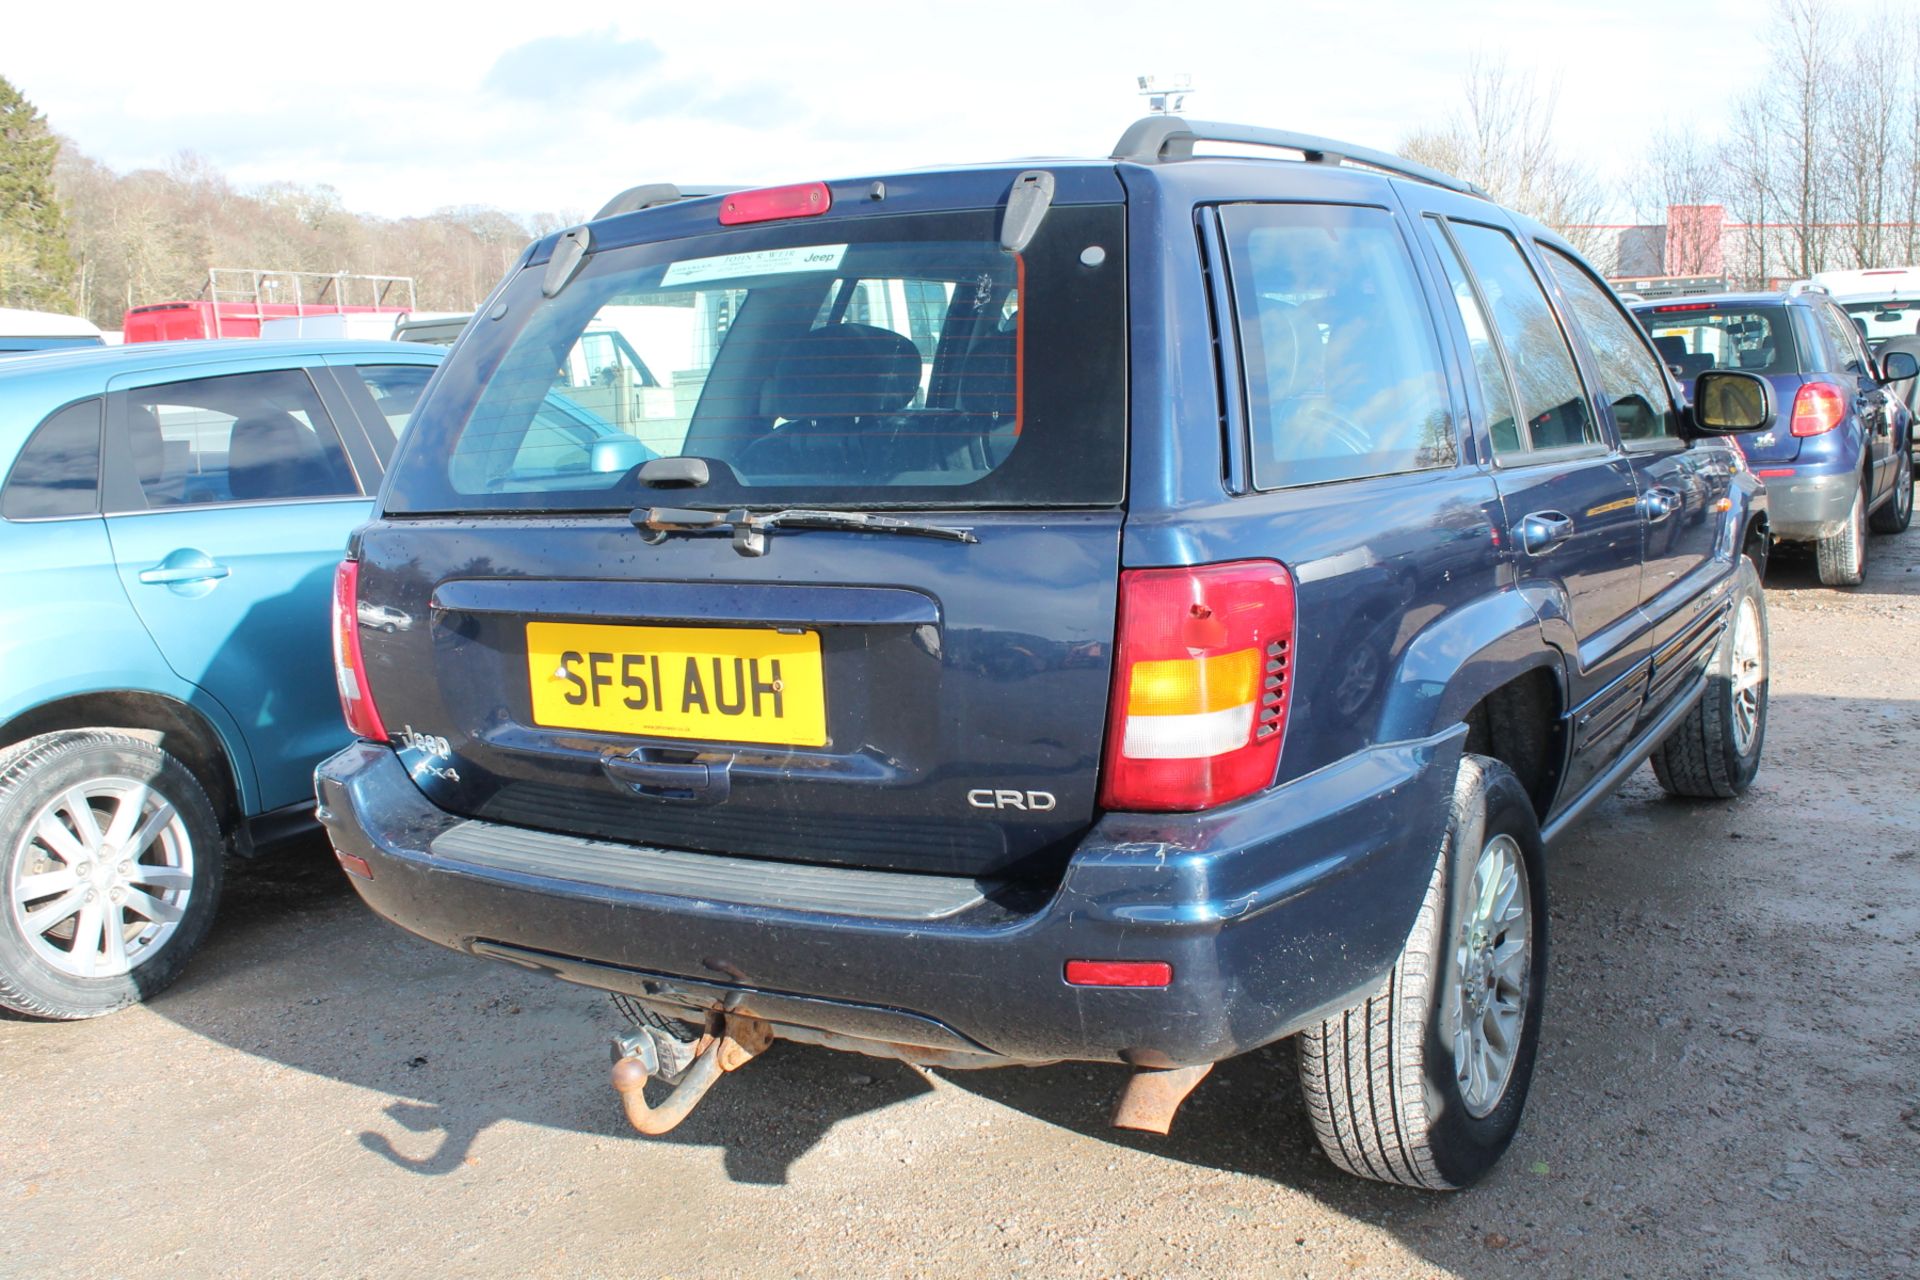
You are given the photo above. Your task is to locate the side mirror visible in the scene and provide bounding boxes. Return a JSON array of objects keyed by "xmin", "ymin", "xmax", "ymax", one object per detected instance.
[
  {"xmin": 1879, "ymin": 350, "xmax": 1919, "ymax": 383},
  {"xmin": 1690, "ymin": 369, "xmax": 1776, "ymax": 435}
]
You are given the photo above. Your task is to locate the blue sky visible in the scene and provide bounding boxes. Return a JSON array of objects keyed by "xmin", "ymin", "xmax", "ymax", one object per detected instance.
[{"xmin": 3, "ymin": 0, "xmax": 1894, "ymax": 220}]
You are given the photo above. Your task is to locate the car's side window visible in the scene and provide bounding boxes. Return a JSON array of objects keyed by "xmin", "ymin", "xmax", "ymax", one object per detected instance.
[
  {"xmin": 1541, "ymin": 246, "xmax": 1680, "ymax": 447},
  {"xmin": 1219, "ymin": 202, "xmax": 1455, "ymax": 489},
  {"xmin": 1446, "ymin": 221, "xmax": 1601, "ymax": 455},
  {"xmin": 118, "ymin": 369, "xmax": 360, "ymax": 508},
  {"xmin": 341, "ymin": 363, "xmax": 435, "ymax": 463},
  {"xmin": 1817, "ymin": 303, "xmax": 1870, "ymax": 376},
  {"xmin": 3, "ymin": 398, "xmax": 103, "ymax": 520},
  {"xmin": 1424, "ymin": 220, "xmax": 1523, "ymax": 455}
]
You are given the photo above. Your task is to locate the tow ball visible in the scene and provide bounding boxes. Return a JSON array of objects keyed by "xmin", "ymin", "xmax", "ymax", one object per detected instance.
[{"xmin": 609, "ymin": 1012, "xmax": 774, "ymax": 1135}]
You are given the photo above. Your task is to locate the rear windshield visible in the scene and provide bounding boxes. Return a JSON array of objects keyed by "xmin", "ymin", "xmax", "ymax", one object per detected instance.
[
  {"xmin": 1841, "ymin": 299, "xmax": 1920, "ymax": 343},
  {"xmin": 384, "ymin": 204, "xmax": 1126, "ymax": 513},
  {"xmin": 1633, "ymin": 305, "xmax": 1799, "ymax": 378}
]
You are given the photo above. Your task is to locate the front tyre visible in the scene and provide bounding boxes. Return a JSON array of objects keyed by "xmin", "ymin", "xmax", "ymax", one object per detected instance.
[
  {"xmin": 1650, "ymin": 556, "xmax": 1768, "ymax": 799},
  {"xmin": 0, "ymin": 732, "xmax": 224, "ymax": 1020},
  {"xmin": 1868, "ymin": 444, "xmax": 1913, "ymax": 534},
  {"xmin": 1297, "ymin": 754, "xmax": 1547, "ymax": 1189}
]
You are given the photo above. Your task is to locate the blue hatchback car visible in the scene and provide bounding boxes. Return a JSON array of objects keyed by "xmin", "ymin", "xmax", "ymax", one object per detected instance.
[
  {"xmin": 319, "ymin": 119, "xmax": 1785, "ymax": 1189},
  {"xmin": 1634, "ymin": 291, "xmax": 1917, "ymax": 585},
  {"xmin": 0, "ymin": 339, "xmax": 444, "ymax": 1019}
]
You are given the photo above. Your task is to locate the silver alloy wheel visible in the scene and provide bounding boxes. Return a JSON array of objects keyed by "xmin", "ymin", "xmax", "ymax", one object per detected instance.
[
  {"xmin": 6, "ymin": 777, "xmax": 194, "ymax": 978},
  {"xmin": 1729, "ymin": 594, "xmax": 1765, "ymax": 756},
  {"xmin": 1898, "ymin": 459, "xmax": 1913, "ymax": 523},
  {"xmin": 1450, "ymin": 832, "xmax": 1530, "ymax": 1119}
]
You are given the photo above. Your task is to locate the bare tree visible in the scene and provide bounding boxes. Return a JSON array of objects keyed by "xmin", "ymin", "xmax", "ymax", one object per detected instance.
[
  {"xmin": 1638, "ymin": 124, "xmax": 1724, "ymax": 276},
  {"xmin": 1766, "ymin": 0, "xmax": 1841, "ymax": 277},
  {"xmin": 1401, "ymin": 55, "xmax": 1610, "ymax": 256},
  {"xmin": 1832, "ymin": 7, "xmax": 1906, "ymax": 268}
]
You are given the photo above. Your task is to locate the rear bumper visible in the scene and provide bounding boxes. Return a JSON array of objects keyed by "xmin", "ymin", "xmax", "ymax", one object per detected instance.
[
  {"xmin": 1763, "ymin": 464, "xmax": 1858, "ymax": 541},
  {"xmin": 316, "ymin": 730, "xmax": 1462, "ymax": 1068}
]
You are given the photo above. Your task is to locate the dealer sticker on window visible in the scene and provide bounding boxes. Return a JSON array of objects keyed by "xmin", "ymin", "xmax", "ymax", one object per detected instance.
[{"xmin": 660, "ymin": 244, "xmax": 849, "ymax": 287}]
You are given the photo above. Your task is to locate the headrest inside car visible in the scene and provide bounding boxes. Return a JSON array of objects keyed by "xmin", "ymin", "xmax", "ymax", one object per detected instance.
[{"xmin": 768, "ymin": 323, "xmax": 921, "ymax": 420}]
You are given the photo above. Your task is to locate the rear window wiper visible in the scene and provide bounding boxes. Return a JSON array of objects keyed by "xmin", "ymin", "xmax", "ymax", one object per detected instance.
[{"xmin": 634, "ymin": 506, "xmax": 978, "ymax": 557}]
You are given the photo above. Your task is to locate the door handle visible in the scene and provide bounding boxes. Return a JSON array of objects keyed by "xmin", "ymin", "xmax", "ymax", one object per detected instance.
[
  {"xmin": 137, "ymin": 555, "xmax": 231, "ymax": 585},
  {"xmin": 1639, "ymin": 486, "xmax": 1680, "ymax": 523},
  {"xmin": 1518, "ymin": 511, "xmax": 1575, "ymax": 555}
]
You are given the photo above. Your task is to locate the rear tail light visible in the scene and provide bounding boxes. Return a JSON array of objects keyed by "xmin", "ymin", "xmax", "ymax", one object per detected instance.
[
  {"xmin": 718, "ymin": 182, "xmax": 831, "ymax": 225},
  {"xmin": 1099, "ymin": 561, "xmax": 1296, "ymax": 812},
  {"xmin": 1790, "ymin": 381, "xmax": 1847, "ymax": 436},
  {"xmin": 331, "ymin": 559, "xmax": 387, "ymax": 742}
]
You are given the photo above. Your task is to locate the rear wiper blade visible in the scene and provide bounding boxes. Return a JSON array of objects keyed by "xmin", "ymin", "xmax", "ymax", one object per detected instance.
[{"xmin": 632, "ymin": 506, "xmax": 977, "ymax": 557}]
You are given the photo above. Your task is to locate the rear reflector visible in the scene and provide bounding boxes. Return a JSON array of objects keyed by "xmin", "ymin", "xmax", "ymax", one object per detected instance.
[
  {"xmin": 1754, "ymin": 468, "xmax": 1794, "ymax": 478},
  {"xmin": 1790, "ymin": 381, "xmax": 1847, "ymax": 437},
  {"xmin": 1065, "ymin": 960, "xmax": 1173, "ymax": 988},
  {"xmin": 718, "ymin": 182, "xmax": 831, "ymax": 225},
  {"xmin": 1099, "ymin": 560, "xmax": 1295, "ymax": 812},
  {"xmin": 331, "ymin": 559, "xmax": 388, "ymax": 743},
  {"xmin": 335, "ymin": 849, "xmax": 373, "ymax": 880}
]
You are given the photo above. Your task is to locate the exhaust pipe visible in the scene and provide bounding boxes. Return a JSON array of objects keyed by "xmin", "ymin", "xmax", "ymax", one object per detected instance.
[
  {"xmin": 610, "ymin": 1012, "xmax": 773, "ymax": 1136},
  {"xmin": 1110, "ymin": 1063, "xmax": 1214, "ymax": 1135}
]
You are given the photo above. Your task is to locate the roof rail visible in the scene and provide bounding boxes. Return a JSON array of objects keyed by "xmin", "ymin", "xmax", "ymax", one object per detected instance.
[
  {"xmin": 1110, "ymin": 116, "xmax": 1487, "ymax": 199},
  {"xmin": 1785, "ymin": 279, "xmax": 1829, "ymax": 297},
  {"xmin": 594, "ymin": 183, "xmax": 747, "ymax": 221}
]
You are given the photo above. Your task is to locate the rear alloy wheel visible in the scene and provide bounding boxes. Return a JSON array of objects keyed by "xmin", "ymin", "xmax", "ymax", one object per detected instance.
[
  {"xmin": 1815, "ymin": 478, "xmax": 1869, "ymax": 586},
  {"xmin": 1297, "ymin": 754, "xmax": 1546, "ymax": 1189},
  {"xmin": 1652, "ymin": 556, "xmax": 1768, "ymax": 799},
  {"xmin": 1869, "ymin": 446, "xmax": 1912, "ymax": 534},
  {"xmin": 0, "ymin": 732, "xmax": 223, "ymax": 1020}
]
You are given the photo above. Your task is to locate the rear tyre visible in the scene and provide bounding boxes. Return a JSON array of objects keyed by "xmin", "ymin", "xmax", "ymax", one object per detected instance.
[
  {"xmin": 1869, "ymin": 445, "xmax": 1912, "ymax": 534},
  {"xmin": 1815, "ymin": 479, "xmax": 1869, "ymax": 586},
  {"xmin": 0, "ymin": 732, "xmax": 224, "ymax": 1020},
  {"xmin": 1297, "ymin": 754, "xmax": 1546, "ymax": 1189},
  {"xmin": 1651, "ymin": 557, "xmax": 1769, "ymax": 799}
]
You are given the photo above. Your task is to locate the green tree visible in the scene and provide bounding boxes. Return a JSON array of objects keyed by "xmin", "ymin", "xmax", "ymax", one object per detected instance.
[{"xmin": 0, "ymin": 74, "xmax": 77, "ymax": 310}]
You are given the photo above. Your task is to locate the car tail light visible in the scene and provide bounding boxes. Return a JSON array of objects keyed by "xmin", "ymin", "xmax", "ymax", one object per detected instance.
[
  {"xmin": 1790, "ymin": 382, "xmax": 1847, "ymax": 436},
  {"xmin": 331, "ymin": 559, "xmax": 387, "ymax": 742},
  {"xmin": 718, "ymin": 182, "xmax": 831, "ymax": 225},
  {"xmin": 1099, "ymin": 561, "xmax": 1295, "ymax": 812},
  {"xmin": 1065, "ymin": 960, "xmax": 1173, "ymax": 988}
]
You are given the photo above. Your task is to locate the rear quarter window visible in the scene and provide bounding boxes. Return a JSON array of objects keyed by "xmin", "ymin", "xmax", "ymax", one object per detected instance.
[
  {"xmin": 3, "ymin": 398, "xmax": 103, "ymax": 519},
  {"xmin": 1220, "ymin": 203, "xmax": 1456, "ymax": 490}
]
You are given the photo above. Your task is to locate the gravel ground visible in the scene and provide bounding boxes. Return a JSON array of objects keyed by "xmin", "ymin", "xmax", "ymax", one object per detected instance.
[{"xmin": 2, "ymin": 528, "xmax": 1917, "ymax": 1280}]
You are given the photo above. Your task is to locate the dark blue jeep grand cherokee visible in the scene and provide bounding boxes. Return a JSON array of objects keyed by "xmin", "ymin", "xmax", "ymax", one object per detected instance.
[{"xmin": 317, "ymin": 118, "xmax": 1777, "ymax": 1189}]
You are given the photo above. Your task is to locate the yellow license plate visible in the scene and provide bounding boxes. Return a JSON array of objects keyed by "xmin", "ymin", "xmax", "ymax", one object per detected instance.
[{"xmin": 526, "ymin": 621, "xmax": 826, "ymax": 747}]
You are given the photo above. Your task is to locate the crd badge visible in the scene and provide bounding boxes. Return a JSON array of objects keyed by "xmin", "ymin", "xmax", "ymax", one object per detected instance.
[{"xmin": 967, "ymin": 789, "xmax": 1057, "ymax": 812}]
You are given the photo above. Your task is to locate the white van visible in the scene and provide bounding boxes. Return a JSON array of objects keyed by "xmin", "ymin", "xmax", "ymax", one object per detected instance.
[
  {"xmin": 1802, "ymin": 266, "xmax": 1920, "ymax": 348},
  {"xmin": 0, "ymin": 307, "xmax": 106, "ymax": 357}
]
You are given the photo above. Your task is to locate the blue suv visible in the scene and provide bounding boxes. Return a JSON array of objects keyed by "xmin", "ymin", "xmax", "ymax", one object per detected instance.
[
  {"xmin": 318, "ymin": 118, "xmax": 1779, "ymax": 1188},
  {"xmin": 0, "ymin": 339, "xmax": 441, "ymax": 1019},
  {"xmin": 1634, "ymin": 290, "xmax": 1917, "ymax": 585}
]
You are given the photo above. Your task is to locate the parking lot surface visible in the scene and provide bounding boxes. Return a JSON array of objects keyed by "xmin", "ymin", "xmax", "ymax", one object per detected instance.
[{"xmin": 3, "ymin": 536, "xmax": 1917, "ymax": 1280}]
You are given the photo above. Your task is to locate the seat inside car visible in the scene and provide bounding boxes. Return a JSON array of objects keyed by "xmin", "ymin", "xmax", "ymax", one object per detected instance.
[{"xmin": 227, "ymin": 410, "xmax": 349, "ymax": 500}]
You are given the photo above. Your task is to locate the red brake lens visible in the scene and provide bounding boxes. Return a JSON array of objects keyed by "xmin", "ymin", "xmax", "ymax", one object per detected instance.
[
  {"xmin": 1790, "ymin": 382, "xmax": 1846, "ymax": 437},
  {"xmin": 1098, "ymin": 561, "xmax": 1295, "ymax": 812},
  {"xmin": 1065, "ymin": 960, "xmax": 1173, "ymax": 988},
  {"xmin": 331, "ymin": 559, "xmax": 387, "ymax": 742},
  {"xmin": 718, "ymin": 182, "xmax": 832, "ymax": 226}
]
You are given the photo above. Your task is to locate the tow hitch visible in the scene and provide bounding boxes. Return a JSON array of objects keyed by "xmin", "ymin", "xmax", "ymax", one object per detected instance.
[{"xmin": 609, "ymin": 1012, "xmax": 773, "ymax": 1135}]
